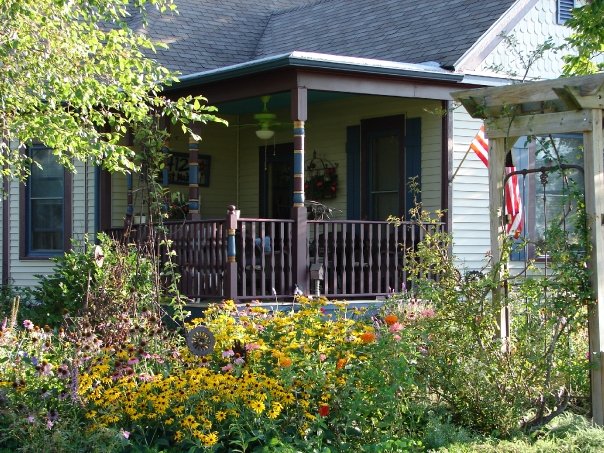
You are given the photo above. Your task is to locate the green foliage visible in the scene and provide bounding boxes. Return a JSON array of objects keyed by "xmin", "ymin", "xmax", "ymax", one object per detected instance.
[
  {"xmin": 0, "ymin": 0, "xmax": 225, "ymax": 181},
  {"xmin": 31, "ymin": 234, "xmax": 157, "ymax": 327},
  {"xmin": 393, "ymin": 176, "xmax": 592, "ymax": 436},
  {"xmin": 563, "ymin": 0, "xmax": 604, "ymax": 75}
]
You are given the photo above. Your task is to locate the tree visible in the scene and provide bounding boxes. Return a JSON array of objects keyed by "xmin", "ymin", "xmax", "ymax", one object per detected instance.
[
  {"xmin": 0, "ymin": 0, "xmax": 222, "ymax": 180},
  {"xmin": 563, "ymin": 0, "xmax": 604, "ymax": 75}
]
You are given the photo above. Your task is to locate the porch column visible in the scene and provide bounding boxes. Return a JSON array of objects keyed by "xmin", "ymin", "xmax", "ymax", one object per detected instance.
[
  {"xmin": 161, "ymin": 143, "xmax": 170, "ymax": 214},
  {"xmin": 188, "ymin": 135, "xmax": 200, "ymax": 220},
  {"xmin": 584, "ymin": 108, "xmax": 604, "ymax": 425},
  {"xmin": 291, "ymin": 86, "xmax": 308, "ymax": 293}
]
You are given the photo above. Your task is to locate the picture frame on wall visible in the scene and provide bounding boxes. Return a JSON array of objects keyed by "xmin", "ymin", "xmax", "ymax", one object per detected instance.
[{"xmin": 166, "ymin": 152, "xmax": 211, "ymax": 187}]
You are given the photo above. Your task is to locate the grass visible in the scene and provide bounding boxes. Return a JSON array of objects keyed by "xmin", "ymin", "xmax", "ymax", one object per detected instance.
[{"xmin": 435, "ymin": 413, "xmax": 604, "ymax": 452}]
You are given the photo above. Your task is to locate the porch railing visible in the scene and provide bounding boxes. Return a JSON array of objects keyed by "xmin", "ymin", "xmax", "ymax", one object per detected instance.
[
  {"xmin": 105, "ymin": 209, "xmax": 444, "ymax": 302},
  {"xmin": 308, "ymin": 220, "xmax": 444, "ymax": 298}
]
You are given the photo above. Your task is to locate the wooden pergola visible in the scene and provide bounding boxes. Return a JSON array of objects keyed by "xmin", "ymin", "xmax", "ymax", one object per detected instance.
[{"xmin": 453, "ymin": 72, "xmax": 604, "ymax": 425}]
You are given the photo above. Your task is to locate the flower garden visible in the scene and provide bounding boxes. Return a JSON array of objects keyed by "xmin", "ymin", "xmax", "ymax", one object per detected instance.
[{"xmin": 1, "ymin": 217, "xmax": 604, "ymax": 452}]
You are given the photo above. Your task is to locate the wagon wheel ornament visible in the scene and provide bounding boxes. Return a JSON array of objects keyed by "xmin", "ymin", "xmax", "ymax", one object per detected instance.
[{"xmin": 186, "ymin": 325, "xmax": 215, "ymax": 357}]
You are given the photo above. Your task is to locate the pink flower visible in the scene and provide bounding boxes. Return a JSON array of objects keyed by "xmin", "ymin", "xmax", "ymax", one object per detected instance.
[
  {"xmin": 222, "ymin": 364, "xmax": 234, "ymax": 372},
  {"xmin": 222, "ymin": 349, "xmax": 235, "ymax": 358},
  {"xmin": 389, "ymin": 322, "xmax": 404, "ymax": 333},
  {"xmin": 420, "ymin": 308, "xmax": 435, "ymax": 318},
  {"xmin": 393, "ymin": 334, "xmax": 401, "ymax": 342},
  {"xmin": 234, "ymin": 357, "xmax": 245, "ymax": 366},
  {"xmin": 121, "ymin": 429, "xmax": 130, "ymax": 439},
  {"xmin": 245, "ymin": 343, "xmax": 260, "ymax": 351},
  {"xmin": 127, "ymin": 357, "xmax": 139, "ymax": 366},
  {"xmin": 319, "ymin": 353, "xmax": 327, "ymax": 362},
  {"xmin": 23, "ymin": 320, "xmax": 34, "ymax": 330}
]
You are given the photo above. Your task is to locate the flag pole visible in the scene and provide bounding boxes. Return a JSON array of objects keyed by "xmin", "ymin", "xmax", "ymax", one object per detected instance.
[{"xmin": 449, "ymin": 146, "xmax": 473, "ymax": 183}]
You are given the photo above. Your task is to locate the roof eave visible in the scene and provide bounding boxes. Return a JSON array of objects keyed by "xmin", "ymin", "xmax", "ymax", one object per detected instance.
[{"xmin": 165, "ymin": 52, "xmax": 464, "ymax": 91}]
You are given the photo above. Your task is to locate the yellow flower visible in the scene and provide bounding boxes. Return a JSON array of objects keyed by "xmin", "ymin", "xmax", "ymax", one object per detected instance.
[
  {"xmin": 215, "ymin": 410, "xmax": 227, "ymax": 422},
  {"xmin": 181, "ymin": 414, "xmax": 199, "ymax": 430},
  {"xmin": 249, "ymin": 400, "xmax": 265, "ymax": 414},
  {"xmin": 202, "ymin": 431, "xmax": 219, "ymax": 447}
]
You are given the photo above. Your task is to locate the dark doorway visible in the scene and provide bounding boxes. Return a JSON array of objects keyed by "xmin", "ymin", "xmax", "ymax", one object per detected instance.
[{"xmin": 259, "ymin": 142, "xmax": 294, "ymax": 219}]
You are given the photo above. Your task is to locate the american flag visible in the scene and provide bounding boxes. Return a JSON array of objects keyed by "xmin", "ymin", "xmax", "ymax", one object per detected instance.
[{"xmin": 470, "ymin": 125, "xmax": 523, "ymax": 238}]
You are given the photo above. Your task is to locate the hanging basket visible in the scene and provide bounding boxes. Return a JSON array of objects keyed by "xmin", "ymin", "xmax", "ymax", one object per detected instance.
[{"xmin": 305, "ymin": 153, "xmax": 338, "ymax": 200}]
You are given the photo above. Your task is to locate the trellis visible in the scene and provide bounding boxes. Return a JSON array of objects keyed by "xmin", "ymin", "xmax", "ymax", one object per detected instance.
[{"xmin": 453, "ymin": 73, "xmax": 604, "ymax": 425}]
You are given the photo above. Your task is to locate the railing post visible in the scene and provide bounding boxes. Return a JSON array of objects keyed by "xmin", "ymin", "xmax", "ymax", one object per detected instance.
[{"xmin": 224, "ymin": 205, "xmax": 238, "ymax": 301}]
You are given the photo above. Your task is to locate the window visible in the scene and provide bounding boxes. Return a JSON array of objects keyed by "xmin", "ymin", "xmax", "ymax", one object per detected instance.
[
  {"xmin": 557, "ymin": 0, "xmax": 575, "ymax": 24},
  {"xmin": 510, "ymin": 134, "xmax": 583, "ymax": 260},
  {"xmin": 21, "ymin": 146, "xmax": 71, "ymax": 258}
]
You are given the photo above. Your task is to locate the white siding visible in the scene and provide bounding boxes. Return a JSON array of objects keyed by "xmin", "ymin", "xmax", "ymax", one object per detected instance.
[
  {"xmin": 477, "ymin": 0, "xmax": 582, "ymax": 80},
  {"xmin": 451, "ymin": 107, "xmax": 491, "ymax": 272}
]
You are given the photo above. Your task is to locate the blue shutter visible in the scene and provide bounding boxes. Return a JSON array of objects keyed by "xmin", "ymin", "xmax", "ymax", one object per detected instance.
[
  {"xmin": 346, "ymin": 125, "xmax": 361, "ymax": 220},
  {"xmin": 405, "ymin": 117, "xmax": 421, "ymax": 216},
  {"xmin": 557, "ymin": 0, "xmax": 575, "ymax": 24}
]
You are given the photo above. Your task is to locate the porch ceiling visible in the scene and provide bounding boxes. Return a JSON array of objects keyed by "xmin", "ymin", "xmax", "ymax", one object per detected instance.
[{"xmin": 216, "ymin": 91, "xmax": 355, "ymax": 115}]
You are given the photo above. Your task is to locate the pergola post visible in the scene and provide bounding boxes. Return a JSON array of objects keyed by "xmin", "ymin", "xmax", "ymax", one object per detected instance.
[
  {"xmin": 583, "ymin": 108, "xmax": 604, "ymax": 425},
  {"xmin": 486, "ymin": 135, "xmax": 509, "ymax": 343}
]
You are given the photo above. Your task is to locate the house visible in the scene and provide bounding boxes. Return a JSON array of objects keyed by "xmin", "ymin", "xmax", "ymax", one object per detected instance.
[{"xmin": 0, "ymin": 0, "xmax": 583, "ymax": 301}]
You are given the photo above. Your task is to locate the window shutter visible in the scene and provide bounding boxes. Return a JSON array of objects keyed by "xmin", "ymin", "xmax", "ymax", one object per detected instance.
[{"xmin": 557, "ymin": 0, "xmax": 575, "ymax": 24}]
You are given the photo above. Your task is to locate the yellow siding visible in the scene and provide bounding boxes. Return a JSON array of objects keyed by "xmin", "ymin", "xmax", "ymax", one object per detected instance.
[{"xmin": 235, "ymin": 96, "xmax": 443, "ymax": 218}]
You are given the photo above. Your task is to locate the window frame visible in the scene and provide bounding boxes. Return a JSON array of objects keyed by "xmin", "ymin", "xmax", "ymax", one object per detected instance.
[
  {"xmin": 19, "ymin": 146, "xmax": 72, "ymax": 259},
  {"xmin": 509, "ymin": 134, "xmax": 584, "ymax": 262}
]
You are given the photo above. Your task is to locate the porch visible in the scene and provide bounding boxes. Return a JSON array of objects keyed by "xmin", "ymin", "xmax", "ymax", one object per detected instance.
[{"xmin": 107, "ymin": 206, "xmax": 444, "ymax": 302}]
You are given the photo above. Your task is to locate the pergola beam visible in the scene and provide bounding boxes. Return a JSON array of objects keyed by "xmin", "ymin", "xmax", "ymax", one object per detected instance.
[
  {"xmin": 486, "ymin": 110, "xmax": 593, "ymax": 138},
  {"xmin": 454, "ymin": 73, "xmax": 604, "ymax": 113}
]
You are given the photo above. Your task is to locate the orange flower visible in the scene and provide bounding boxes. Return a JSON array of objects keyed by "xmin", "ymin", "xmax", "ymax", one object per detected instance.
[
  {"xmin": 336, "ymin": 358, "xmax": 347, "ymax": 369},
  {"xmin": 384, "ymin": 314, "xmax": 398, "ymax": 326},
  {"xmin": 318, "ymin": 404, "xmax": 329, "ymax": 417},
  {"xmin": 279, "ymin": 357, "xmax": 292, "ymax": 367},
  {"xmin": 360, "ymin": 332, "xmax": 376, "ymax": 343}
]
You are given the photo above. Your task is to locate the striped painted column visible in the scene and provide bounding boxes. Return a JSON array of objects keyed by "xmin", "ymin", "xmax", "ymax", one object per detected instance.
[
  {"xmin": 188, "ymin": 135, "xmax": 200, "ymax": 220},
  {"xmin": 293, "ymin": 120, "xmax": 305, "ymax": 207},
  {"xmin": 125, "ymin": 172, "xmax": 134, "ymax": 226},
  {"xmin": 161, "ymin": 143, "xmax": 170, "ymax": 215}
]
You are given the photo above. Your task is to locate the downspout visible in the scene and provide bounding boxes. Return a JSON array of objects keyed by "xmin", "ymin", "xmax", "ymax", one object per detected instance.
[{"xmin": 442, "ymin": 100, "xmax": 453, "ymax": 234}]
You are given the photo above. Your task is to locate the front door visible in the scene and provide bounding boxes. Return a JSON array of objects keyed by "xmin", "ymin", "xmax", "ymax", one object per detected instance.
[
  {"xmin": 359, "ymin": 115, "xmax": 421, "ymax": 220},
  {"xmin": 259, "ymin": 143, "xmax": 294, "ymax": 219},
  {"xmin": 361, "ymin": 115, "xmax": 405, "ymax": 220}
]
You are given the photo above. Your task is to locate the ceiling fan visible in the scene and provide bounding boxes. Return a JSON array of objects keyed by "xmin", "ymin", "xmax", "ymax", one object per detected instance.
[{"xmin": 254, "ymin": 95, "xmax": 278, "ymax": 140}]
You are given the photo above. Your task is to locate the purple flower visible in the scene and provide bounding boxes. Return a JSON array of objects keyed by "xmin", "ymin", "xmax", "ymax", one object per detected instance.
[
  {"xmin": 23, "ymin": 320, "xmax": 34, "ymax": 330},
  {"xmin": 234, "ymin": 357, "xmax": 245, "ymax": 366},
  {"xmin": 222, "ymin": 349, "xmax": 235, "ymax": 358}
]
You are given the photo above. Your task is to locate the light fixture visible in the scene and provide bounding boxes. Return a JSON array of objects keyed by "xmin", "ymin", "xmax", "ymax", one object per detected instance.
[{"xmin": 255, "ymin": 128, "xmax": 274, "ymax": 140}]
